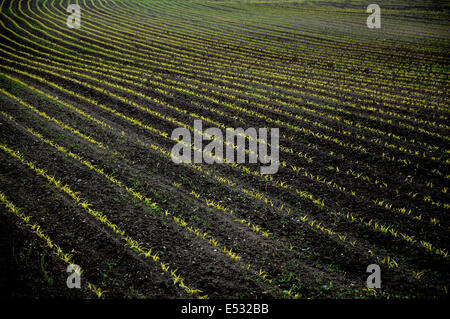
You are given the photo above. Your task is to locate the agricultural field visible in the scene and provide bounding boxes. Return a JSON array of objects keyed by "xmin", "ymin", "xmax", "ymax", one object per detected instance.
[{"xmin": 0, "ymin": 0, "xmax": 448, "ymax": 300}]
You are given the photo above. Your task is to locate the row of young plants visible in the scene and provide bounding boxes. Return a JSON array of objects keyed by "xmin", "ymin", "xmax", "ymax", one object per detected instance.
[
  {"xmin": 80, "ymin": 0, "xmax": 448, "ymax": 102},
  {"xmin": 1, "ymin": 56, "xmax": 446, "ymax": 263},
  {"xmin": 2, "ymin": 45, "xmax": 444, "ymax": 225},
  {"xmin": 3, "ymin": 62, "xmax": 446, "ymax": 298},
  {"xmin": 22, "ymin": 0, "xmax": 450, "ymax": 135},
  {"xmin": 123, "ymin": 0, "xmax": 448, "ymax": 86},
  {"xmin": 0, "ymin": 29, "xmax": 444, "ymax": 208},
  {"xmin": 114, "ymin": 3, "xmax": 448, "ymax": 114},
  {"xmin": 1, "ymin": 93, "xmax": 312, "ymax": 297},
  {"xmin": 0, "ymin": 72, "xmax": 406, "ymax": 297},
  {"xmin": 3, "ymin": 65, "xmax": 444, "ymax": 297},
  {"xmin": 0, "ymin": 82, "xmax": 402, "ymax": 299},
  {"xmin": 5, "ymin": 0, "xmax": 448, "ymax": 190},
  {"xmin": 158, "ymin": 71, "xmax": 447, "ymax": 156},
  {"xmin": 0, "ymin": 133, "xmax": 205, "ymax": 297},
  {"xmin": 0, "ymin": 191, "xmax": 108, "ymax": 298},
  {"xmin": 10, "ymin": 70, "xmax": 407, "ymax": 297},
  {"xmin": 2, "ymin": 0, "xmax": 446, "ymax": 296},
  {"xmin": 7, "ymin": 0, "xmax": 450, "ymax": 200},
  {"xmin": 3, "ymin": 50, "xmax": 446, "ymax": 239},
  {"xmin": 45, "ymin": 0, "xmax": 450, "ymax": 143},
  {"xmin": 8, "ymin": 19, "xmax": 442, "ymax": 205}
]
